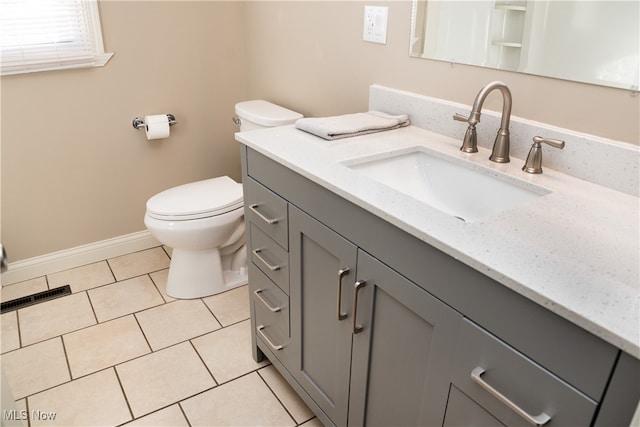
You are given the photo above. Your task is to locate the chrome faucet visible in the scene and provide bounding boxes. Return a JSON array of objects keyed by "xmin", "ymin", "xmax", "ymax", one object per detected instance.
[{"xmin": 453, "ymin": 81, "xmax": 513, "ymax": 163}]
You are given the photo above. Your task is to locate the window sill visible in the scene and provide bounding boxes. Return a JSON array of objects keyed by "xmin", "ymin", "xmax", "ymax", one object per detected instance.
[{"xmin": 1, "ymin": 52, "xmax": 114, "ymax": 77}]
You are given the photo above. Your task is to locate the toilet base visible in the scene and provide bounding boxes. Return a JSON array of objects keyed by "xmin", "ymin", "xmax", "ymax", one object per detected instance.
[{"xmin": 166, "ymin": 247, "xmax": 248, "ymax": 299}]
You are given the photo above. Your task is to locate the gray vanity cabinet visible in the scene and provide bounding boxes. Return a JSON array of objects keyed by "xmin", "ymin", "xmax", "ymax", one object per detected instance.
[
  {"xmin": 288, "ymin": 205, "xmax": 462, "ymax": 426},
  {"xmin": 240, "ymin": 145, "xmax": 639, "ymax": 427}
]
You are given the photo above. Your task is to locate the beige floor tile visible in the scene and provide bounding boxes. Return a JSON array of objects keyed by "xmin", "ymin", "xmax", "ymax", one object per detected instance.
[
  {"xmin": 192, "ymin": 320, "xmax": 268, "ymax": 384},
  {"xmin": 47, "ymin": 261, "xmax": 114, "ymax": 293},
  {"xmin": 0, "ymin": 277, "xmax": 48, "ymax": 302},
  {"xmin": 1, "ymin": 311, "xmax": 20, "ymax": 353},
  {"xmin": 259, "ymin": 365, "xmax": 315, "ymax": 424},
  {"xmin": 136, "ymin": 299, "xmax": 221, "ymax": 351},
  {"xmin": 117, "ymin": 342, "xmax": 215, "ymax": 418},
  {"xmin": 123, "ymin": 405, "xmax": 189, "ymax": 427},
  {"xmin": 63, "ymin": 315, "xmax": 150, "ymax": 378},
  {"xmin": 18, "ymin": 292, "xmax": 96, "ymax": 346},
  {"xmin": 181, "ymin": 372, "xmax": 295, "ymax": 427},
  {"xmin": 149, "ymin": 269, "xmax": 175, "ymax": 303},
  {"xmin": 202, "ymin": 285, "xmax": 250, "ymax": 326},
  {"xmin": 300, "ymin": 418, "xmax": 324, "ymax": 427},
  {"xmin": 108, "ymin": 247, "xmax": 170, "ymax": 281},
  {"xmin": 27, "ymin": 368, "xmax": 131, "ymax": 427},
  {"xmin": 88, "ymin": 275, "xmax": 164, "ymax": 322},
  {"xmin": 2, "ymin": 338, "xmax": 70, "ymax": 399}
]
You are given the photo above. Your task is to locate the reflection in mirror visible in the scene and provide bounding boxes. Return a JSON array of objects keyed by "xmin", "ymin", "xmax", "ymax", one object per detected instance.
[{"xmin": 410, "ymin": 1, "xmax": 639, "ymax": 90}]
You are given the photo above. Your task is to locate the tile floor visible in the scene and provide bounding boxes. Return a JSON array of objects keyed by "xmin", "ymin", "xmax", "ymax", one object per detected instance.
[{"xmin": 1, "ymin": 247, "xmax": 320, "ymax": 427}]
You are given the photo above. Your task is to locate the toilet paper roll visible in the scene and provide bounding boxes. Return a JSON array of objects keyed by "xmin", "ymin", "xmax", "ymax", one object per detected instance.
[{"xmin": 144, "ymin": 114, "xmax": 170, "ymax": 140}]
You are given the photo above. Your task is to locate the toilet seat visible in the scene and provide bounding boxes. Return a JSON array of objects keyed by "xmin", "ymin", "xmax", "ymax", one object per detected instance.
[{"xmin": 146, "ymin": 176, "xmax": 243, "ymax": 221}]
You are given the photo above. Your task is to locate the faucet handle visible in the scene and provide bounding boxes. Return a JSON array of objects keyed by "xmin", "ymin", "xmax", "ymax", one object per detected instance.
[
  {"xmin": 453, "ymin": 113, "xmax": 470, "ymax": 123},
  {"xmin": 533, "ymin": 136, "xmax": 565, "ymax": 149},
  {"xmin": 453, "ymin": 113, "xmax": 478, "ymax": 153},
  {"xmin": 523, "ymin": 136, "xmax": 565, "ymax": 174}
]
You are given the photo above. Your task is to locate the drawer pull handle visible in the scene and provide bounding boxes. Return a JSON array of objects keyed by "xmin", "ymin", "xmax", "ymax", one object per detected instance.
[
  {"xmin": 254, "ymin": 289, "xmax": 282, "ymax": 313},
  {"xmin": 252, "ymin": 249, "xmax": 281, "ymax": 271},
  {"xmin": 352, "ymin": 280, "xmax": 366, "ymax": 334},
  {"xmin": 471, "ymin": 367, "xmax": 551, "ymax": 426},
  {"xmin": 337, "ymin": 268, "xmax": 350, "ymax": 321},
  {"xmin": 257, "ymin": 325, "xmax": 283, "ymax": 351},
  {"xmin": 249, "ymin": 204, "xmax": 279, "ymax": 225}
]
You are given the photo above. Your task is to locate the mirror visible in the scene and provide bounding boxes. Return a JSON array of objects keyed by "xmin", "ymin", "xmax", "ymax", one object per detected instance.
[{"xmin": 410, "ymin": 0, "xmax": 639, "ymax": 90}]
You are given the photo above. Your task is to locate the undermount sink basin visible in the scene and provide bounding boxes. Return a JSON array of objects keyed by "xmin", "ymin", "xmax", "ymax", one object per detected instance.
[{"xmin": 344, "ymin": 147, "xmax": 550, "ymax": 222}]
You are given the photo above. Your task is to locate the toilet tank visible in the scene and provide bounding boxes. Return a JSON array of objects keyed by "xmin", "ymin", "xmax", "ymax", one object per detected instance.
[{"xmin": 235, "ymin": 100, "xmax": 303, "ymax": 131}]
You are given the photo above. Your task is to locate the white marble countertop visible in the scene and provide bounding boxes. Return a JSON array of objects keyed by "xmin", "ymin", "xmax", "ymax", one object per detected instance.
[{"xmin": 236, "ymin": 124, "xmax": 640, "ymax": 358}]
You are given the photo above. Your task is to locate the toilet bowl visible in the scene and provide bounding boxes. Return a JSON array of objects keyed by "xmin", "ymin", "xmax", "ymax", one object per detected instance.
[
  {"xmin": 144, "ymin": 176, "xmax": 247, "ymax": 298},
  {"xmin": 144, "ymin": 100, "xmax": 302, "ymax": 299}
]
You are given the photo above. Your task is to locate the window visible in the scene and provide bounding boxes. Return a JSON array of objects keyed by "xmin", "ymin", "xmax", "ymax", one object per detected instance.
[{"xmin": 0, "ymin": 0, "xmax": 113, "ymax": 76}]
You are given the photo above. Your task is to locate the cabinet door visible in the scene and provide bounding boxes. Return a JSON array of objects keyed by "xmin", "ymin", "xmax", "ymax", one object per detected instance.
[
  {"xmin": 349, "ymin": 250, "xmax": 462, "ymax": 427},
  {"xmin": 594, "ymin": 351, "xmax": 640, "ymax": 427},
  {"xmin": 289, "ymin": 206, "xmax": 358, "ymax": 427}
]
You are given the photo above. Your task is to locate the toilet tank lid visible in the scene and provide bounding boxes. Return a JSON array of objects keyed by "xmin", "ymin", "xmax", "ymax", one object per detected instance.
[
  {"xmin": 235, "ymin": 100, "xmax": 303, "ymax": 127},
  {"xmin": 146, "ymin": 176, "xmax": 242, "ymax": 219}
]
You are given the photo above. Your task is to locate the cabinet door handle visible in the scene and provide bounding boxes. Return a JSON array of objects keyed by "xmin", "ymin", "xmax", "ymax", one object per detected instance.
[
  {"xmin": 254, "ymin": 289, "xmax": 281, "ymax": 313},
  {"xmin": 352, "ymin": 280, "xmax": 366, "ymax": 334},
  {"xmin": 252, "ymin": 249, "xmax": 281, "ymax": 271},
  {"xmin": 257, "ymin": 325, "xmax": 284, "ymax": 351},
  {"xmin": 249, "ymin": 204, "xmax": 279, "ymax": 224},
  {"xmin": 471, "ymin": 367, "xmax": 551, "ymax": 426},
  {"xmin": 336, "ymin": 268, "xmax": 350, "ymax": 321}
]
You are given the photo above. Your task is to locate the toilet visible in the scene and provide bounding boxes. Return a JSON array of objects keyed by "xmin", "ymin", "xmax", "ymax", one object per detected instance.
[{"xmin": 144, "ymin": 100, "xmax": 302, "ymax": 299}]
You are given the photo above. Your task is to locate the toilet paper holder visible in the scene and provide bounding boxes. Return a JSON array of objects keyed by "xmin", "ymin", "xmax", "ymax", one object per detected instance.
[{"xmin": 132, "ymin": 114, "xmax": 177, "ymax": 130}]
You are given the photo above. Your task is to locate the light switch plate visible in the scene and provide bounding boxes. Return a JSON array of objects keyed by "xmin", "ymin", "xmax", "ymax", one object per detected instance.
[{"xmin": 363, "ymin": 6, "xmax": 388, "ymax": 44}]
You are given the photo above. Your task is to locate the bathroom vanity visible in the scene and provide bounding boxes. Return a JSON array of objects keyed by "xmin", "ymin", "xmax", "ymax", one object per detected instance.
[{"xmin": 236, "ymin": 87, "xmax": 639, "ymax": 427}]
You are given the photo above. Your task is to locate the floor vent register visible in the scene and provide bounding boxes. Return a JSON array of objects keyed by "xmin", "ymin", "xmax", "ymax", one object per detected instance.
[{"xmin": 1, "ymin": 285, "xmax": 72, "ymax": 314}]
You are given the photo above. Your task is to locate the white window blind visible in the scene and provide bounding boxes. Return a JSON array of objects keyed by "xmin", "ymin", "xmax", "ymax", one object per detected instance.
[{"xmin": 0, "ymin": 0, "xmax": 113, "ymax": 76}]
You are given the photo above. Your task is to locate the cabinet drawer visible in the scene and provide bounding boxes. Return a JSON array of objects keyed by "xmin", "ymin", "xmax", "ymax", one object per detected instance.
[
  {"xmin": 444, "ymin": 385, "xmax": 504, "ymax": 427},
  {"xmin": 255, "ymin": 302, "xmax": 292, "ymax": 367},
  {"xmin": 244, "ymin": 177, "xmax": 288, "ymax": 250},
  {"xmin": 451, "ymin": 319, "xmax": 597, "ymax": 427},
  {"xmin": 250, "ymin": 263, "xmax": 290, "ymax": 337},
  {"xmin": 251, "ymin": 265, "xmax": 292, "ymax": 362},
  {"xmin": 250, "ymin": 223, "xmax": 289, "ymax": 294}
]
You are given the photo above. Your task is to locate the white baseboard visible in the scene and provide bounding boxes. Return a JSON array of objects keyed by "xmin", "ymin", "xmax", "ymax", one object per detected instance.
[{"xmin": 1, "ymin": 231, "xmax": 161, "ymax": 286}]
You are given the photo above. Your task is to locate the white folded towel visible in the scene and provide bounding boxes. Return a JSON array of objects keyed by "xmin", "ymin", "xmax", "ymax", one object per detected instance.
[{"xmin": 295, "ymin": 111, "xmax": 410, "ymax": 140}]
